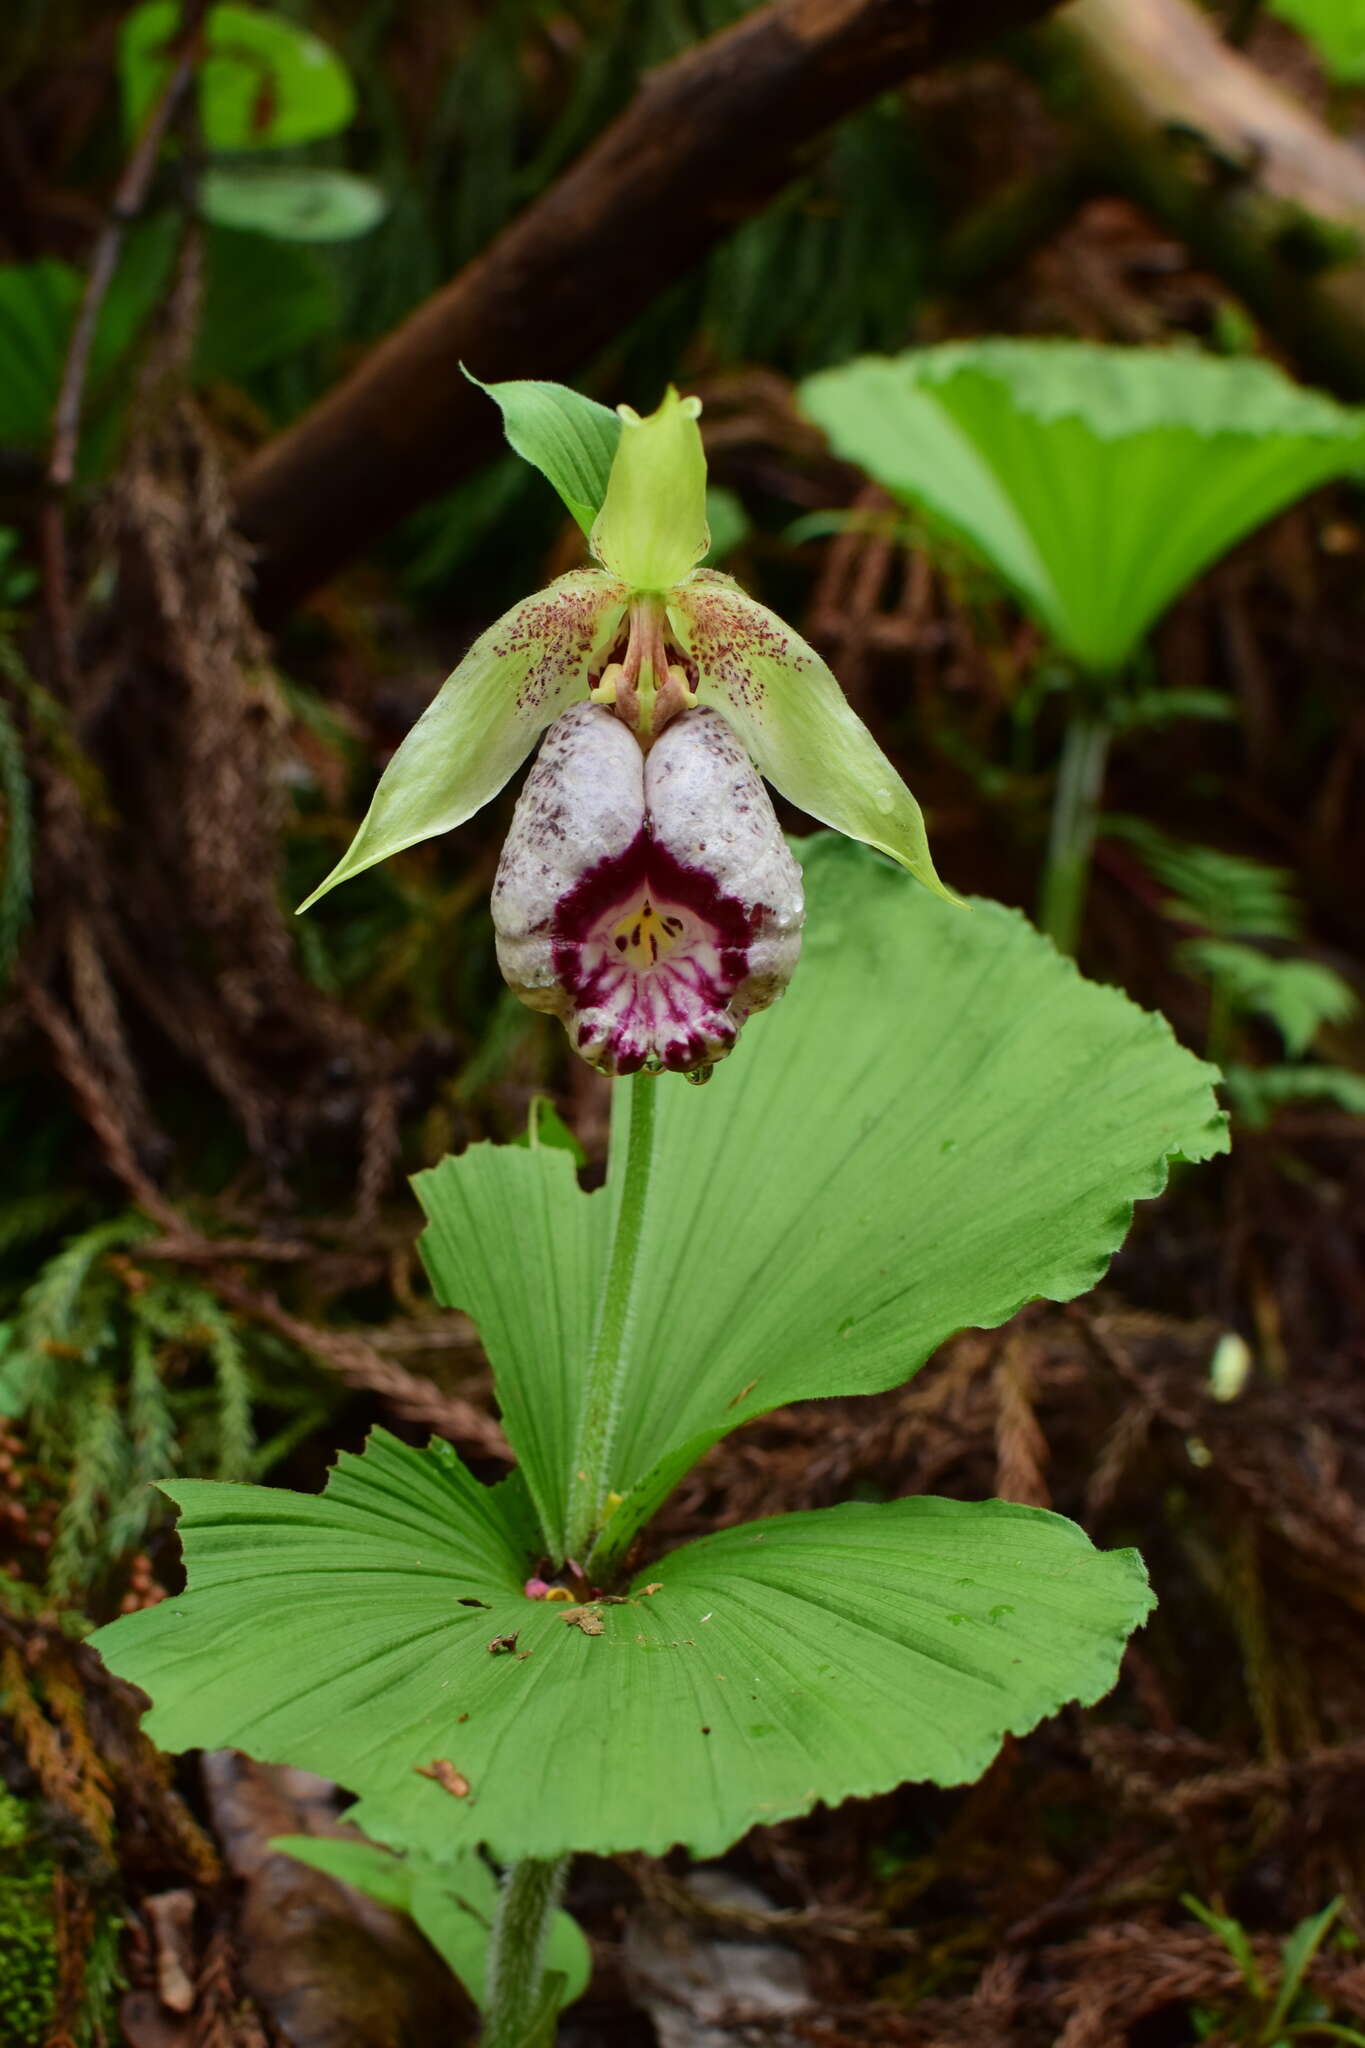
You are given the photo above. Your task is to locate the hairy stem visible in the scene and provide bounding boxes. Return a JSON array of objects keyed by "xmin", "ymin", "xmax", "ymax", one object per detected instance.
[
  {"xmin": 562, "ymin": 1072, "xmax": 659, "ymax": 1564},
  {"xmin": 483, "ymin": 1856, "xmax": 570, "ymax": 2048},
  {"xmin": 1039, "ymin": 708, "xmax": 1111, "ymax": 957}
]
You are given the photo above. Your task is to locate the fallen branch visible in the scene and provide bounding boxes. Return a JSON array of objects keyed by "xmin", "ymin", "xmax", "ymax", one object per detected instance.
[
  {"xmin": 1032, "ymin": 0, "xmax": 1365, "ymax": 398},
  {"xmin": 233, "ymin": 0, "xmax": 1066, "ymax": 612}
]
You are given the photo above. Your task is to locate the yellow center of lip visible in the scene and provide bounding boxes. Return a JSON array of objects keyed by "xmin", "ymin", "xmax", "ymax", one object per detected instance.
[{"xmin": 609, "ymin": 897, "xmax": 687, "ymax": 970}]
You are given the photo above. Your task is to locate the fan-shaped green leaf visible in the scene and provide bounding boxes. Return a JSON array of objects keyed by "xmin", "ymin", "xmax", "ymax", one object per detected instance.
[
  {"xmin": 92, "ymin": 1431, "xmax": 1151, "ymax": 1862},
  {"xmin": 272, "ymin": 1835, "xmax": 591, "ymax": 2011},
  {"xmin": 120, "ymin": 1, "xmax": 355, "ymax": 149},
  {"xmin": 199, "ymin": 168, "xmax": 386, "ymax": 243},
  {"xmin": 416, "ymin": 835, "xmax": 1227, "ymax": 1562},
  {"xmin": 798, "ymin": 342, "xmax": 1365, "ymax": 673}
]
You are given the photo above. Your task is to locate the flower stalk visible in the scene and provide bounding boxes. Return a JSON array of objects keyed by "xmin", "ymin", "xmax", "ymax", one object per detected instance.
[
  {"xmin": 483, "ymin": 1855, "xmax": 570, "ymax": 2048},
  {"xmin": 562, "ymin": 1070, "xmax": 659, "ymax": 1564},
  {"xmin": 1038, "ymin": 703, "xmax": 1111, "ymax": 957}
]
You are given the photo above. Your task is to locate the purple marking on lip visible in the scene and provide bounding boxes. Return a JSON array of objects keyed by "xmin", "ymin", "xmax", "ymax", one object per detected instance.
[
  {"xmin": 547, "ymin": 830, "xmax": 759, "ymax": 1075},
  {"xmin": 492, "ymin": 702, "xmax": 805, "ymax": 1075},
  {"xmin": 551, "ymin": 829, "xmax": 758, "ymax": 971}
]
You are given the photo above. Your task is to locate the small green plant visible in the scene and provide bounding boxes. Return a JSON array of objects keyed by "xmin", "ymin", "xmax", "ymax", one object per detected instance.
[
  {"xmin": 1114, "ymin": 820, "xmax": 1363, "ymax": 1124},
  {"xmin": 1185, "ymin": 1893, "xmax": 1365, "ymax": 2046},
  {"xmin": 93, "ymin": 381, "xmax": 1228, "ymax": 2045},
  {"xmin": 0, "ymin": 1211, "xmax": 333, "ymax": 1594},
  {"xmin": 0, "ymin": 1789, "xmax": 121, "ymax": 2047},
  {"xmin": 798, "ymin": 341, "xmax": 1365, "ymax": 954}
]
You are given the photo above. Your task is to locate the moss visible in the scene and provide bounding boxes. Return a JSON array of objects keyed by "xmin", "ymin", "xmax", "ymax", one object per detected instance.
[
  {"xmin": 0, "ymin": 1790, "xmax": 30, "ymax": 1855},
  {"xmin": 0, "ymin": 1788, "xmax": 120, "ymax": 2048},
  {"xmin": 0, "ymin": 1867, "xmax": 59, "ymax": 2047}
]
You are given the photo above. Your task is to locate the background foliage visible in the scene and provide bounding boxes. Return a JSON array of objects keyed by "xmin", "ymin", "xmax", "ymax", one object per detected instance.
[{"xmin": 1, "ymin": 0, "xmax": 1364, "ymax": 2041}]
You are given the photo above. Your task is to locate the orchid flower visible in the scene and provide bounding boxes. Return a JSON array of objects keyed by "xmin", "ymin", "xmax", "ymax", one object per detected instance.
[
  {"xmin": 493, "ymin": 700, "xmax": 804, "ymax": 1076},
  {"xmin": 299, "ymin": 387, "xmax": 951, "ymax": 1073}
]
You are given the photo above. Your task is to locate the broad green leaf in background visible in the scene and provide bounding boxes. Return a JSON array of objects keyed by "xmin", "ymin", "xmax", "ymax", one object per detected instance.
[
  {"xmin": 199, "ymin": 168, "xmax": 386, "ymax": 243},
  {"xmin": 120, "ymin": 1, "xmax": 356, "ymax": 150},
  {"xmin": 0, "ymin": 227, "xmax": 175, "ymax": 459},
  {"xmin": 417, "ymin": 835, "xmax": 1228, "ymax": 1561},
  {"xmin": 703, "ymin": 484, "xmax": 750, "ymax": 564},
  {"xmin": 1269, "ymin": 0, "xmax": 1365, "ymax": 82},
  {"xmin": 468, "ymin": 376, "xmax": 622, "ymax": 534},
  {"xmin": 196, "ymin": 226, "xmax": 338, "ymax": 382},
  {"xmin": 0, "ymin": 219, "xmax": 334, "ymax": 464},
  {"xmin": 798, "ymin": 342, "xmax": 1365, "ymax": 674},
  {"xmin": 272, "ymin": 1834, "xmax": 591, "ymax": 2011},
  {"xmin": 0, "ymin": 261, "xmax": 79, "ymax": 449},
  {"xmin": 93, "ymin": 1431, "xmax": 1152, "ymax": 1862}
]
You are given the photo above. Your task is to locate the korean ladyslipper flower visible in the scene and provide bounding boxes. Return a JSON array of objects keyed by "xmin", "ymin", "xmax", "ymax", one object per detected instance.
[
  {"xmin": 297, "ymin": 381, "xmax": 954, "ymax": 1065},
  {"xmin": 493, "ymin": 701, "xmax": 803, "ymax": 1075},
  {"xmin": 296, "ymin": 565, "xmax": 630, "ymax": 913}
]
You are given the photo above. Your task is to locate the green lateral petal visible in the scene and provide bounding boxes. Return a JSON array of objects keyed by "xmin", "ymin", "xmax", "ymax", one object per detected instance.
[
  {"xmin": 590, "ymin": 389, "xmax": 709, "ymax": 591},
  {"xmin": 668, "ymin": 575, "xmax": 952, "ymax": 899},
  {"xmin": 298, "ymin": 571, "xmax": 627, "ymax": 911}
]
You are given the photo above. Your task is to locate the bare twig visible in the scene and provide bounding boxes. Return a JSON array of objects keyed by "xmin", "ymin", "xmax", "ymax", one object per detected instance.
[
  {"xmin": 208, "ymin": 1271, "xmax": 510, "ymax": 1461},
  {"xmin": 138, "ymin": 1232, "xmax": 315, "ymax": 1264},
  {"xmin": 18, "ymin": 964, "xmax": 184, "ymax": 1231},
  {"xmin": 40, "ymin": 0, "xmax": 207, "ymax": 696}
]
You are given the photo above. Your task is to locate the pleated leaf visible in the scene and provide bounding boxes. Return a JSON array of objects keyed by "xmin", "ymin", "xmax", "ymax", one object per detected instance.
[
  {"xmin": 799, "ymin": 342, "xmax": 1365, "ymax": 673},
  {"xmin": 93, "ymin": 1431, "xmax": 1151, "ymax": 1862},
  {"xmin": 416, "ymin": 835, "xmax": 1227, "ymax": 1562}
]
